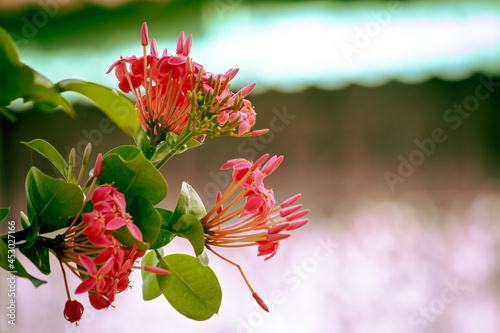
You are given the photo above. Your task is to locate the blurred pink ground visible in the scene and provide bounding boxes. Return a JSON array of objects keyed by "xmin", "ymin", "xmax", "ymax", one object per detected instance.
[{"xmin": 1, "ymin": 193, "xmax": 499, "ymax": 333}]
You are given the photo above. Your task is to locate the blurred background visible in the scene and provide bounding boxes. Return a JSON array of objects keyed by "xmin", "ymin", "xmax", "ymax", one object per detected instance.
[{"xmin": 1, "ymin": 0, "xmax": 500, "ymax": 332}]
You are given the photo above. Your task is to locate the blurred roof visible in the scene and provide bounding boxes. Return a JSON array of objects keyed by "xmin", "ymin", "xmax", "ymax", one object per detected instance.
[{"xmin": 1, "ymin": 0, "xmax": 499, "ymax": 93}]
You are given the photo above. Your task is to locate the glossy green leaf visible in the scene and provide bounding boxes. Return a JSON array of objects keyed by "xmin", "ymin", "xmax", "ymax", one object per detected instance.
[
  {"xmin": 170, "ymin": 182, "xmax": 206, "ymax": 223},
  {"xmin": 129, "ymin": 196, "xmax": 161, "ymax": 245},
  {"xmin": 0, "ymin": 207, "xmax": 9, "ymax": 223},
  {"xmin": 101, "ymin": 146, "xmax": 167, "ymax": 205},
  {"xmin": 0, "ymin": 27, "xmax": 21, "ymax": 65},
  {"xmin": 172, "ymin": 214, "xmax": 205, "ymax": 256},
  {"xmin": 56, "ymin": 79, "xmax": 139, "ymax": 136},
  {"xmin": 112, "ymin": 227, "xmax": 150, "ymax": 252},
  {"xmin": 19, "ymin": 244, "xmax": 51, "ymax": 275},
  {"xmin": 25, "ymin": 167, "xmax": 84, "ymax": 233},
  {"xmin": 0, "ymin": 239, "xmax": 47, "ymax": 287},
  {"xmin": 157, "ymin": 254, "xmax": 222, "ymax": 321},
  {"xmin": 134, "ymin": 127, "xmax": 153, "ymax": 160},
  {"xmin": 141, "ymin": 249, "xmax": 163, "ymax": 301},
  {"xmin": 24, "ymin": 215, "xmax": 40, "ymax": 249},
  {"xmin": 0, "ymin": 27, "xmax": 34, "ymax": 107},
  {"xmin": 149, "ymin": 208, "xmax": 175, "ymax": 249},
  {"xmin": 29, "ymin": 70, "xmax": 74, "ymax": 116},
  {"xmin": 22, "ymin": 139, "xmax": 68, "ymax": 179}
]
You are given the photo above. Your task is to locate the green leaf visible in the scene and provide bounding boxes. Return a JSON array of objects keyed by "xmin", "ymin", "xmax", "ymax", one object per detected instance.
[
  {"xmin": 22, "ymin": 139, "xmax": 69, "ymax": 179},
  {"xmin": 101, "ymin": 146, "xmax": 167, "ymax": 205},
  {"xmin": 0, "ymin": 27, "xmax": 35, "ymax": 108},
  {"xmin": 24, "ymin": 215, "xmax": 40, "ymax": 249},
  {"xmin": 141, "ymin": 249, "xmax": 163, "ymax": 301},
  {"xmin": 172, "ymin": 214, "xmax": 205, "ymax": 256},
  {"xmin": 25, "ymin": 167, "xmax": 84, "ymax": 233},
  {"xmin": 134, "ymin": 127, "xmax": 153, "ymax": 160},
  {"xmin": 112, "ymin": 227, "xmax": 150, "ymax": 252},
  {"xmin": 170, "ymin": 182, "xmax": 206, "ymax": 223},
  {"xmin": 0, "ymin": 106, "xmax": 16, "ymax": 122},
  {"xmin": 129, "ymin": 196, "xmax": 161, "ymax": 245},
  {"xmin": 168, "ymin": 183, "xmax": 206, "ymax": 255},
  {"xmin": 0, "ymin": 238, "xmax": 47, "ymax": 287},
  {"xmin": 156, "ymin": 254, "xmax": 222, "ymax": 321},
  {"xmin": 29, "ymin": 70, "xmax": 74, "ymax": 116},
  {"xmin": 19, "ymin": 244, "xmax": 51, "ymax": 275},
  {"xmin": 56, "ymin": 79, "xmax": 139, "ymax": 136},
  {"xmin": 0, "ymin": 27, "xmax": 21, "ymax": 65},
  {"xmin": 149, "ymin": 208, "xmax": 175, "ymax": 249},
  {"xmin": 0, "ymin": 207, "xmax": 9, "ymax": 223}
]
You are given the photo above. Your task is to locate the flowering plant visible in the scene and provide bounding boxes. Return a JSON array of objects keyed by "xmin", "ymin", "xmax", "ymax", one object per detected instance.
[{"xmin": 0, "ymin": 23, "xmax": 309, "ymax": 324}]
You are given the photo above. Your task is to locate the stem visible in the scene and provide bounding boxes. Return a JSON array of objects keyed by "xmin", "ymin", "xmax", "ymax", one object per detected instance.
[
  {"xmin": 154, "ymin": 129, "xmax": 195, "ymax": 170},
  {"xmin": 59, "ymin": 258, "xmax": 72, "ymax": 300},
  {"xmin": 154, "ymin": 248, "xmax": 169, "ymax": 268}
]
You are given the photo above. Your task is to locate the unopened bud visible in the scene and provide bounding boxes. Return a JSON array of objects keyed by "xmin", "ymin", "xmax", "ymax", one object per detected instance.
[
  {"xmin": 238, "ymin": 82, "xmax": 256, "ymax": 97},
  {"xmin": 251, "ymin": 129, "xmax": 269, "ymax": 136},
  {"xmin": 93, "ymin": 153, "xmax": 103, "ymax": 178},
  {"xmin": 141, "ymin": 22, "xmax": 149, "ymax": 46},
  {"xmin": 82, "ymin": 143, "xmax": 92, "ymax": 166},
  {"xmin": 183, "ymin": 34, "xmax": 192, "ymax": 57},
  {"xmin": 252, "ymin": 292, "xmax": 269, "ymax": 312},
  {"xmin": 176, "ymin": 31, "xmax": 185, "ymax": 55},
  {"xmin": 185, "ymin": 57, "xmax": 194, "ymax": 74},
  {"xmin": 68, "ymin": 148, "xmax": 76, "ymax": 166},
  {"xmin": 213, "ymin": 75, "xmax": 221, "ymax": 96},
  {"xmin": 151, "ymin": 38, "xmax": 158, "ymax": 57},
  {"xmin": 233, "ymin": 93, "xmax": 243, "ymax": 111}
]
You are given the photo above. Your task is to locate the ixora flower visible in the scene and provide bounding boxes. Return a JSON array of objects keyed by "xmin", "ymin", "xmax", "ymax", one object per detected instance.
[
  {"xmin": 201, "ymin": 154, "xmax": 309, "ymax": 311},
  {"xmin": 107, "ymin": 22, "xmax": 267, "ymax": 147},
  {"xmin": 56, "ymin": 181, "xmax": 168, "ymax": 324}
]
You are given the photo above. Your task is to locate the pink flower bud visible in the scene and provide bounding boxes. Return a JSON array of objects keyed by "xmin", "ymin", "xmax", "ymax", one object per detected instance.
[
  {"xmin": 176, "ymin": 31, "xmax": 185, "ymax": 55},
  {"xmin": 151, "ymin": 38, "xmax": 158, "ymax": 57},
  {"xmin": 93, "ymin": 153, "xmax": 103, "ymax": 178},
  {"xmin": 141, "ymin": 22, "xmax": 149, "ymax": 46},
  {"xmin": 252, "ymin": 292, "xmax": 269, "ymax": 312},
  {"xmin": 143, "ymin": 266, "xmax": 170, "ymax": 275},
  {"xmin": 183, "ymin": 34, "xmax": 192, "ymax": 57}
]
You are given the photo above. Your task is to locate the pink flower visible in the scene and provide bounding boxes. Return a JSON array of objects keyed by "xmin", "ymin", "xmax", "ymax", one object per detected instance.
[
  {"xmin": 107, "ymin": 22, "xmax": 267, "ymax": 147},
  {"xmin": 201, "ymin": 154, "xmax": 309, "ymax": 311},
  {"xmin": 57, "ymin": 183, "xmax": 168, "ymax": 323}
]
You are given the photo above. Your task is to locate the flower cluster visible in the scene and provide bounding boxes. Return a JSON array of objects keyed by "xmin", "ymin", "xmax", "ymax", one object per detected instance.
[
  {"xmin": 107, "ymin": 22, "xmax": 266, "ymax": 147},
  {"xmin": 57, "ymin": 181, "xmax": 168, "ymax": 324},
  {"xmin": 201, "ymin": 154, "xmax": 309, "ymax": 310}
]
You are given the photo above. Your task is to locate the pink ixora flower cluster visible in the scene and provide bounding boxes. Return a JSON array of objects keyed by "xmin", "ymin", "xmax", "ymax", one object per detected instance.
[
  {"xmin": 201, "ymin": 154, "xmax": 309, "ymax": 311},
  {"xmin": 57, "ymin": 183, "xmax": 168, "ymax": 324},
  {"xmin": 107, "ymin": 22, "xmax": 265, "ymax": 145}
]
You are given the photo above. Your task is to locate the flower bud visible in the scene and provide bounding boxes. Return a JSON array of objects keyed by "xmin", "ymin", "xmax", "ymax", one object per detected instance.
[
  {"xmin": 151, "ymin": 38, "xmax": 158, "ymax": 57},
  {"xmin": 82, "ymin": 143, "xmax": 92, "ymax": 166},
  {"xmin": 93, "ymin": 153, "xmax": 103, "ymax": 178},
  {"xmin": 185, "ymin": 57, "xmax": 194, "ymax": 74},
  {"xmin": 64, "ymin": 300, "xmax": 84, "ymax": 323},
  {"xmin": 176, "ymin": 31, "xmax": 185, "ymax": 55},
  {"xmin": 183, "ymin": 34, "xmax": 192, "ymax": 57},
  {"xmin": 141, "ymin": 22, "xmax": 149, "ymax": 46},
  {"xmin": 252, "ymin": 292, "xmax": 269, "ymax": 312},
  {"xmin": 68, "ymin": 148, "xmax": 76, "ymax": 166}
]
